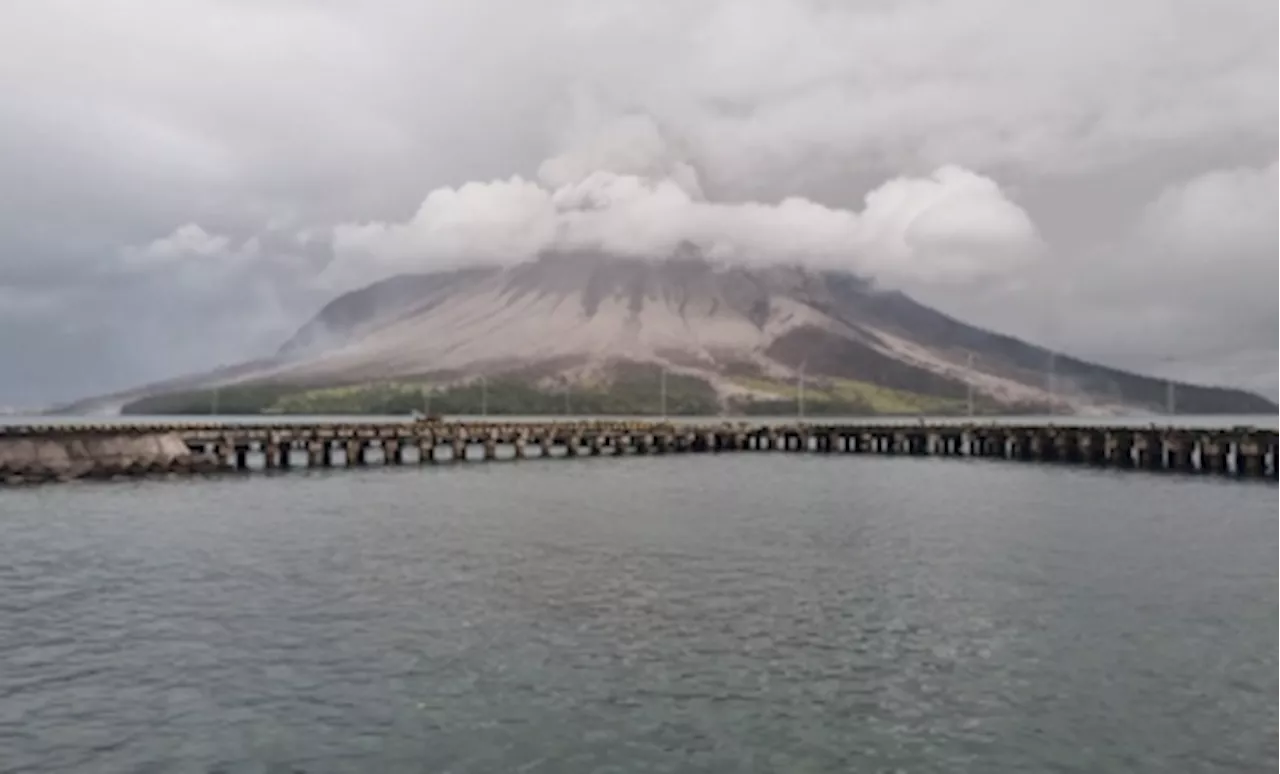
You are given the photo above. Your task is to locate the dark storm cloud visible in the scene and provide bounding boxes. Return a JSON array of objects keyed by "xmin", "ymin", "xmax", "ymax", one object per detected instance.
[{"xmin": 0, "ymin": 0, "xmax": 1275, "ymax": 407}]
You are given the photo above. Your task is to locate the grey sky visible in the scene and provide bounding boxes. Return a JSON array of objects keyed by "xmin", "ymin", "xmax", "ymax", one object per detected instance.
[{"xmin": 0, "ymin": 0, "xmax": 1276, "ymax": 407}]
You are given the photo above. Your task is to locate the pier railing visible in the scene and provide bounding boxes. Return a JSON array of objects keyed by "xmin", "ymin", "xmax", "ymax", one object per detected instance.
[{"xmin": 1, "ymin": 420, "xmax": 1276, "ymax": 484}]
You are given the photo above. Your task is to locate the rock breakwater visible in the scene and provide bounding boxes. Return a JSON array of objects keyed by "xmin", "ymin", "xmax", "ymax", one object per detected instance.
[{"xmin": 0, "ymin": 433, "xmax": 211, "ymax": 484}]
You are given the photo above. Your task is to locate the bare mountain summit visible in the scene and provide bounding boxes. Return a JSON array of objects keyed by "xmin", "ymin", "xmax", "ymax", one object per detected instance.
[{"xmin": 74, "ymin": 253, "xmax": 1274, "ymax": 415}]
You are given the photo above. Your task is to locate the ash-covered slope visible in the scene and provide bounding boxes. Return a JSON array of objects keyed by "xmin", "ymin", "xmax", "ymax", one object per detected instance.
[
  {"xmin": 252, "ymin": 253, "xmax": 1270, "ymax": 414},
  {"xmin": 274, "ymin": 254, "xmax": 833, "ymax": 382}
]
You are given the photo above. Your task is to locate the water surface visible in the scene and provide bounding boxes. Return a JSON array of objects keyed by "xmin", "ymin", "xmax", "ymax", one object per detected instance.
[{"xmin": 1, "ymin": 455, "xmax": 1275, "ymax": 772}]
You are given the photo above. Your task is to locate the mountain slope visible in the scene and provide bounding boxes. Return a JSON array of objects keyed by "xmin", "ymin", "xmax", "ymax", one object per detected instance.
[{"xmin": 67, "ymin": 252, "xmax": 1275, "ymax": 416}]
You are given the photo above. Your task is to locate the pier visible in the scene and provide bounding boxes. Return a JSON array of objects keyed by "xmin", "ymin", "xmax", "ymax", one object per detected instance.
[{"xmin": 1, "ymin": 419, "xmax": 1276, "ymax": 485}]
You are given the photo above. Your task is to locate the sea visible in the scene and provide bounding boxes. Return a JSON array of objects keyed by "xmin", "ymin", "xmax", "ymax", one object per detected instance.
[{"xmin": 0, "ymin": 414, "xmax": 1276, "ymax": 772}]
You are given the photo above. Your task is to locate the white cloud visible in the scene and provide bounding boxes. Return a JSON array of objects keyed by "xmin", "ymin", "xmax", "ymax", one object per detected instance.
[
  {"xmin": 654, "ymin": 0, "xmax": 1277, "ymax": 183},
  {"xmin": 916, "ymin": 159, "xmax": 1279, "ymax": 394},
  {"xmin": 1137, "ymin": 161, "xmax": 1278, "ymax": 258},
  {"xmin": 120, "ymin": 223, "xmax": 260, "ymax": 269},
  {"xmin": 3, "ymin": 0, "xmax": 1273, "ymax": 216},
  {"xmin": 326, "ymin": 120, "xmax": 1042, "ymax": 291},
  {"xmin": 537, "ymin": 113, "xmax": 704, "ymax": 198},
  {"xmin": 1123, "ymin": 160, "xmax": 1278, "ymax": 323}
]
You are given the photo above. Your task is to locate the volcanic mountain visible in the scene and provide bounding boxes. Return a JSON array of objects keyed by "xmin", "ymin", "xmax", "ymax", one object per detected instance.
[{"xmin": 77, "ymin": 253, "xmax": 1274, "ymax": 416}]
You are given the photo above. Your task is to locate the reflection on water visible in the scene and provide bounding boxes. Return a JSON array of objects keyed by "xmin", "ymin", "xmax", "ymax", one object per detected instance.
[{"xmin": 0, "ymin": 455, "xmax": 1275, "ymax": 772}]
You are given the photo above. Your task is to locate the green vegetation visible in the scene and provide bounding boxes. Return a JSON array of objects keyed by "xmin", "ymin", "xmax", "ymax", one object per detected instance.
[
  {"xmin": 122, "ymin": 364, "xmax": 721, "ymax": 416},
  {"xmin": 728, "ymin": 375, "xmax": 975, "ymax": 417},
  {"xmin": 826, "ymin": 377, "xmax": 966, "ymax": 414},
  {"xmin": 272, "ymin": 382, "xmax": 435, "ymax": 415},
  {"xmin": 122, "ymin": 383, "xmax": 303, "ymax": 416},
  {"xmin": 122, "ymin": 366, "xmax": 1034, "ymax": 418}
]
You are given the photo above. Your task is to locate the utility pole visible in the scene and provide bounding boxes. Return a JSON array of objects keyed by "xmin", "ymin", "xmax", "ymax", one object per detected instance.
[
  {"xmin": 480, "ymin": 375, "xmax": 487, "ymax": 418},
  {"xmin": 1159, "ymin": 355, "xmax": 1178, "ymax": 416},
  {"xmin": 660, "ymin": 367, "xmax": 667, "ymax": 420},
  {"xmin": 1042, "ymin": 281, "xmax": 1060, "ymax": 417},
  {"xmin": 797, "ymin": 362, "xmax": 806, "ymax": 420},
  {"xmin": 1047, "ymin": 351, "xmax": 1057, "ymax": 416},
  {"xmin": 966, "ymin": 352, "xmax": 974, "ymax": 418}
]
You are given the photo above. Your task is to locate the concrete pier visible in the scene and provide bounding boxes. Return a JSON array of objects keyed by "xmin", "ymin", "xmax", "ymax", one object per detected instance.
[{"xmin": 1, "ymin": 420, "xmax": 1275, "ymax": 485}]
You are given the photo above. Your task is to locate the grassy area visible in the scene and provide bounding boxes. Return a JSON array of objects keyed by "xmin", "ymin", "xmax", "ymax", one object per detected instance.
[
  {"xmin": 122, "ymin": 366, "xmax": 721, "ymax": 416},
  {"xmin": 825, "ymin": 377, "xmax": 965, "ymax": 414},
  {"xmin": 122, "ymin": 383, "xmax": 305, "ymax": 415},
  {"xmin": 123, "ymin": 367, "xmax": 1001, "ymax": 418},
  {"xmin": 271, "ymin": 382, "xmax": 433, "ymax": 415},
  {"xmin": 728, "ymin": 375, "xmax": 969, "ymax": 416}
]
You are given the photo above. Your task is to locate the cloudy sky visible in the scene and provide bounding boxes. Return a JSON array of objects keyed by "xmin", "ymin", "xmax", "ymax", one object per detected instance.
[{"xmin": 0, "ymin": 0, "xmax": 1276, "ymax": 408}]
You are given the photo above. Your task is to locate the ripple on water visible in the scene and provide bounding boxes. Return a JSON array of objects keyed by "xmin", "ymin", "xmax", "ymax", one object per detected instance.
[{"xmin": 0, "ymin": 455, "xmax": 1275, "ymax": 773}]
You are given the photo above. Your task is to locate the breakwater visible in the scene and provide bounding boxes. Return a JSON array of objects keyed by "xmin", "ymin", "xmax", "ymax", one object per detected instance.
[
  {"xmin": 0, "ymin": 431, "xmax": 202, "ymax": 484},
  {"xmin": 2, "ymin": 419, "xmax": 1276, "ymax": 485}
]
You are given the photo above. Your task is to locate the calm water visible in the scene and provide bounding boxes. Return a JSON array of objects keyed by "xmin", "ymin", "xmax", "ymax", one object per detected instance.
[{"xmin": 1, "ymin": 456, "xmax": 1275, "ymax": 773}]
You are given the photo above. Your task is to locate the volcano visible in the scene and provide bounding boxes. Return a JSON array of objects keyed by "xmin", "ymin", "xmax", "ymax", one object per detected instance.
[{"xmin": 70, "ymin": 253, "xmax": 1276, "ymax": 416}]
